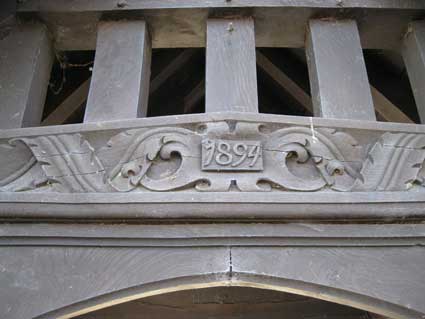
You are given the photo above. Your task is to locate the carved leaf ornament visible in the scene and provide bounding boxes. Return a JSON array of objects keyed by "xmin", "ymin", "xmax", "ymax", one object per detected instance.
[{"xmin": 1, "ymin": 122, "xmax": 424, "ymax": 193}]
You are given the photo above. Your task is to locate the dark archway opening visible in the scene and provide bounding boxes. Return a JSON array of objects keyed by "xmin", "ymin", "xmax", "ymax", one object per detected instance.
[{"xmin": 75, "ymin": 286, "xmax": 378, "ymax": 319}]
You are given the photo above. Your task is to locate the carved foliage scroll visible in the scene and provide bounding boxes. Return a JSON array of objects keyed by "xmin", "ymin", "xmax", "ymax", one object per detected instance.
[{"xmin": 0, "ymin": 122, "xmax": 424, "ymax": 193}]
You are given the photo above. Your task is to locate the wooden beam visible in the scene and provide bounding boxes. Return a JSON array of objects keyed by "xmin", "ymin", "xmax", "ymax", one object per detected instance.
[
  {"xmin": 206, "ymin": 18, "xmax": 258, "ymax": 113},
  {"xmin": 306, "ymin": 19, "xmax": 376, "ymax": 121},
  {"xmin": 402, "ymin": 21, "xmax": 425, "ymax": 124},
  {"xmin": 289, "ymin": 48, "xmax": 412, "ymax": 123},
  {"xmin": 84, "ymin": 20, "xmax": 151, "ymax": 122},
  {"xmin": 0, "ymin": 23, "xmax": 53, "ymax": 129},
  {"xmin": 42, "ymin": 78, "xmax": 91, "ymax": 126},
  {"xmin": 17, "ymin": 9, "xmax": 422, "ymax": 51},
  {"xmin": 182, "ymin": 51, "xmax": 411, "ymax": 123},
  {"xmin": 18, "ymin": 0, "xmax": 425, "ymax": 12},
  {"xmin": 371, "ymin": 86, "xmax": 413, "ymax": 124},
  {"xmin": 256, "ymin": 51, "xmax": 312, "ymax": 113},
  {"xmin": 150, "ymin": 49, "xmax": 197, "ymax": 95}
]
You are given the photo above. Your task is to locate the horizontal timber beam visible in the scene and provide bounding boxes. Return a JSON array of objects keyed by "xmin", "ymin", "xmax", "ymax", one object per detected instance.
[
  {"xmin": 0, "ymin": 192, "xmax": 425, "ymax": 222},
  {"xmin": 0, "ymin": 112, "xmax": 422, "ymax": 139},
  {"xmin": 0, "ymin": 112, "xmax": 424, "ymax": 222},
  {"xmin": 17, "ymin": 8, "xmax": 425, "ymax": 50},
  {"xmin": 17, "ymin": 0, "xmax": 425, "ymax": 11}
]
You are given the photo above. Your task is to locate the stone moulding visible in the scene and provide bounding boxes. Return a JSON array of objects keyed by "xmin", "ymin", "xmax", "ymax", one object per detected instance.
[{"xmin": 0, "ymin": 112, "xmax": 424, "ymax": 220}]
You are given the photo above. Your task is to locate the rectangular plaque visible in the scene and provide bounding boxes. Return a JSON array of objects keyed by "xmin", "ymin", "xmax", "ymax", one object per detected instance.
[{"xmin": 201, "ymin": 139, "xmax": 263, "ymax": 171}]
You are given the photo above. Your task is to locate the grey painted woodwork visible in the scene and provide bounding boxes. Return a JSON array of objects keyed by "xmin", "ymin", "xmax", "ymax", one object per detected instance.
[
  {"xmin": 289, "ymin": 48, "xmax": 412, "ymax": 123},
  {"xmin": 0, "ymin": 222, "xmax": 424, "ymax": 318},
  {"xmin": 0, "ymin": 246, "xmax": 229, "ymax": 319},
  {"xmin": 0, "ymin": 23, "xmax": 53, "ymax": 129},
  {"xmin": 232, "ymin": 247, "xmax": 425, "ymax": 318},
  {"xmin": 196, "ymin": 49, "xmax": 409, "ymax": 123},
  {"xmin": 2, "ymin": 223, "xmax": 425, "ymax": 247},
  {"xmin": 16, "ymin": 8, "xmax": 423, "ymax": 51},
  {"xmin": 206, "ymin": 18, "xmax": 258, "ymax": 113},
  {"xmin": 84, "ymin": 20, "xmax": 151, "ymax": 122},
  {"xmin": 18, "ymin": 0, "xmax": 425, "ymax": 11},
  {"xmin": 1, "ymin": 112, "xmax": 425, "ymax": 221},
  {"xmin": 403, "ymin": 21, "xmax": 425, "ymax": 124},
  {"xmin": 306, "ymin": 20, "xmax": 376, "ymax": 121},
  {"xmin": 1, "ymin": 5, "xmax": 425, "ymax": 319}
]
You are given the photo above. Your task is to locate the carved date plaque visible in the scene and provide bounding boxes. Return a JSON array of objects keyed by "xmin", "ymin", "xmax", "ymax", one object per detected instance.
[{"xmin": 201, "ymin": 139, "xmax": 263, "ymax": 171}]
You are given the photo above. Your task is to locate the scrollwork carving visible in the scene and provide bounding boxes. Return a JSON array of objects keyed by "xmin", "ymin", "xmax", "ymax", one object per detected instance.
[{"xmin": 0, "ymin": 121, "xmax": 424, "ymax": 193}]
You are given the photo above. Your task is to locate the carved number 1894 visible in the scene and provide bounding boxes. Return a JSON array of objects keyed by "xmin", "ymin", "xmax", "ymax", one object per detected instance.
[{"xmin": 201, "ymin": 139, "xmax": 263, "ymax": 171}]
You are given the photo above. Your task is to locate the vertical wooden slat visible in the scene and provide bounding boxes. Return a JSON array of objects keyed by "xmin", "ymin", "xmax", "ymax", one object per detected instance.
[
  {"xmin": 0, "ymin": 23, "xmax": 53, "ymax": 129},
  {"xmin": 306, "ymin": 19, "xmax": 376, "ymax": 121},
  {"xmin": 402, "ymin": 21, "xmax": 425, "ymax": 123},
  {"xmin": 84, "ymin": 20, "xmax": 151, "ymax": 122},
  {"xmin": 206, "ymin": 18, "xmax": 258, "ymax": 113}
]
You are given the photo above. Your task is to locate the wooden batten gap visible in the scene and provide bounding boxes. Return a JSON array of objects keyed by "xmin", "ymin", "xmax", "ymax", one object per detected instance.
[
  {"xmin": 84, "ymin": 20, "xmax": 152, "ymax": 123},
  {"xmin": 206, "ymin": 17, "xmax": 259, "ymax": 113},
  {"xmin": 306, "ymin": 19, "xmax": 376, "ymax": 121},
  {"xmin": 0, "ymin": 23, "xmax": 53, "ymax": 129},
  {"xmin": 403, "ymin": 21, "xmax": 425, "ymax": 124}
]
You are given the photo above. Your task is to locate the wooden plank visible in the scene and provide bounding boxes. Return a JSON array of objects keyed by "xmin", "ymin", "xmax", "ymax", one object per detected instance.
[
  {"xmin": 206, "ymin": 18, "xmax": 258, "ymax": 113},
  {"xmin": 288, "ymin": 48, "xmax": 412, "ymax": 123},
  {"xmin": 84, "ymin": 20, "xmax": 151, "ymax": 122},
  {"xmin": 0, "ymin": 23, "xmax": 53, "ymax": 129},
  {"xmin": 2, "ymin": 223, "xmax": 425, "ymax": 247},
  {"xmin": 402, "ymin": 21, "xmax": 425, "ymax": 124},
  {"xmin": 306, "ymin": 19, "xmax": 376, "ymax": 121},
  {"xmin": 42, "ymin": 78, "xmax": 90, "ymax": 126},
  {"xmin": 256, "ymin": 51, "xmax": 312, "ymax": 113},
  {"xmin": 150, "ymin": 49, "xmax": 197, "ymax": 95},
  {"xmin": 371, "ymin": 86, "xmax": 413, "ymax": 123},
  {"xmin": 22, "ymin": 9, "xmax": 422, "ymax": 51},
  {"xmin": 18, "ymin": 0, "xmax": 425, "ymax": 11}
]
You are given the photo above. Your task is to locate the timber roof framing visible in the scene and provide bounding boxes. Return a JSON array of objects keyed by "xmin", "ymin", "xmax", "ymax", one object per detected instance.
[{"xmin": 17, "ymin": 1, "xmax": 425, "ymax": 50}]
